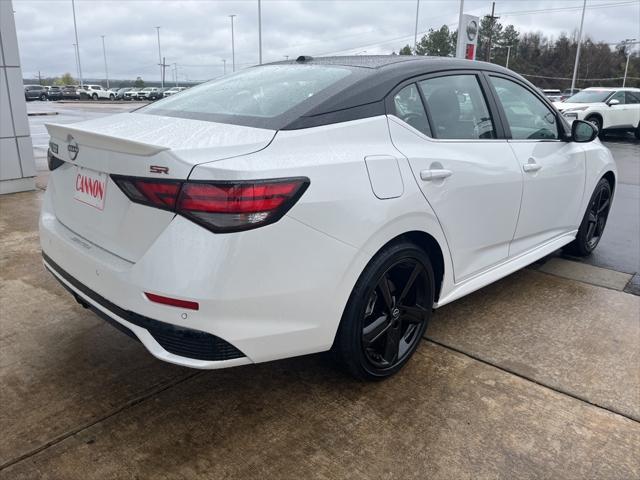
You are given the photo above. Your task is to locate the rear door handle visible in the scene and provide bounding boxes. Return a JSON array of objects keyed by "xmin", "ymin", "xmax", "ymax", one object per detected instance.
[
  {"xmin": 420, "ymin": 169, "xmax": 453, "ymax": 181},
  {"xmin": 523, "ymin": 158, "xmax": 542, "ymax": 173}
]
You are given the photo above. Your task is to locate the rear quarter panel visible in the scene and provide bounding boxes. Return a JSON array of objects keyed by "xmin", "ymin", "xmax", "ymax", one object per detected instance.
[{"xmin": 190, "ymin": 115, "xmax": 453, "ymax": 321}]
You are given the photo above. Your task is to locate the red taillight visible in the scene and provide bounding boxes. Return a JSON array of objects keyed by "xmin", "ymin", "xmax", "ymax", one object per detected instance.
[
  {"xmin": 111, "ymin": 176, "xmax": 181, "ymax": 210},
  {"xmin": 145, "ymin": 292, "xmax": 199, "ymax": 310},
  {"xmin": 112, "ymin": 175, "xmax": 309, "ymax": 233}
]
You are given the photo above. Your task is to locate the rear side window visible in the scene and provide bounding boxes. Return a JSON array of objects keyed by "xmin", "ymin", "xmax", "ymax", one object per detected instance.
[
  {"xmin": 140, "ymin": 64, "xmax": 357, "ymax": 129},
  {"xmin": 490, "ymin": 76, "xmax": 559, "ymax": 140},
  {"xmin": 418, "ymin": 75, "xmax": 496, "ymax": 139},
  {"xmin": 392, "ymin": 84, "xmax": 431, "ymax": 136}
]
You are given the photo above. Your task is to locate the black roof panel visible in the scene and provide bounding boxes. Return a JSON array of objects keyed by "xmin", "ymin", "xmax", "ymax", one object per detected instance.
[
  {"xmin": 269, "ymin": 55, "xmax": 439, "ymax": 69},
  {"xmin": 277, "ymin": 55, "xmax": 522, "ymax": 129}
]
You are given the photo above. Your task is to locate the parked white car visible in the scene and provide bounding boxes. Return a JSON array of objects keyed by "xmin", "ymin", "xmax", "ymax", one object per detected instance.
[
  {"xmin": 163, "ymin": 86, "xmax": 187, "ymax": 97},
  {"xmin": 42, "ymin": 56, "xmax": 616, "ymax": 380},
  {"xmin": 137, "ymin": 87, "xmax": 163, "ymax": 100},
  {"xmin": 541, "ymin": 88, "xmax": 563, "ymax": 102},
  {"xmin": 79, "ymin": 84, "xmax": 114, "ymax": 101},
  {"xmin": 123, "ymin": 88, "xmax": 140, "ymax": 100},
  {"xmin": 554, "ymin": 87, "xmax": 640, "ymax": 139}
]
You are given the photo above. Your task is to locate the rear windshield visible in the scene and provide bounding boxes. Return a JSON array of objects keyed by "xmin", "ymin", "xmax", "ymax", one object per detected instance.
[{"xmin": 139, "ymin": 64, "xmax": 361, "ymax": 129}]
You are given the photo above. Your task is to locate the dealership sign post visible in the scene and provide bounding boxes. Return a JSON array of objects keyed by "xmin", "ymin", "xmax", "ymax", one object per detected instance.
[{"xmin": 456, "ymin": 14, "xmax": 480, "ymax": 60}]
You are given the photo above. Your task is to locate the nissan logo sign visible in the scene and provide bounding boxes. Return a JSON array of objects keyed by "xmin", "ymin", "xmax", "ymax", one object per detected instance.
[{"xmin": 67, "ymin": 135, "xmax": 79, "ymax": 161}]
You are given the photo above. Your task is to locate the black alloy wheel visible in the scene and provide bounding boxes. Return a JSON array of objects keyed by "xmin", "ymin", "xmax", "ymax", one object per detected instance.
[
  {"xmin": 333, "ymin": 241, "xmax": 434, "ymax": 380},
  {"xmin": 362, "ymin": 259, "xmax": 430, "ymax": 368},
  {"xmin": 564, "ymin": 178, "xmax": 612, "ymax": 256},
  {"xmin": 585, "ymin": 181, "xmax": 612, "ymax": 250}
]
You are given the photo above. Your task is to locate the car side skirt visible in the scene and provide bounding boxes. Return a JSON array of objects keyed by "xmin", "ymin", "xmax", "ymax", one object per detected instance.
[{"xmin": 435, "ymin": 230, "xmax": 577, "ymax": 308}]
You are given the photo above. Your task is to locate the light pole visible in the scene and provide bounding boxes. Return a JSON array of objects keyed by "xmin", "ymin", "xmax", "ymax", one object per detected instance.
[
  {"xmin": 71, "ymin": 0, "xmax": 83, "ymax": 86},
  {"xmin": 570, "ymin": 0, "xmax": 587, "ymax": 94},
  {"xmin": 229, "ymin": 15, "xmax": 237, "ymax": 72},
  {"xmin": 173, "ymin": 63, "xmax": 178, "ymax": 86},
  {"xmin": 72, "ymin": 43, "xmax": 80, "ymax": 83},
  {"xmin": 619, "ymin": 38, "xmax": 638, "ymax": 87},
  {"xmin": 101, "ymin": 35, "xmax": 109, "ymax": 89},
  {"xmin": 455, "ymin": 0, "xmax": 465, "ymax": 58},
  {"xmin": 154, "ymin": 26, "xmax": 163, "ymax": 88},
  {"xmin": 413, "ymin": 0, "xmax": 420, "ymax": 54},
  {"xmin": 258, "ymin": 0, "xmax": 262, "ymax": 65}
]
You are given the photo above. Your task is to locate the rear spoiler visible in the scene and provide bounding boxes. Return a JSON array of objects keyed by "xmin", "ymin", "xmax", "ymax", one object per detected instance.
[{"xmin": 46, "ymin": 123, "xmax": 169, "ymax": 157}]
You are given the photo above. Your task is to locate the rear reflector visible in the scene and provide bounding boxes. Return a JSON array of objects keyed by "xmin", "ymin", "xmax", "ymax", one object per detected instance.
[
  {"xmin": 112, "ymin": 175, "xmax": 309, "ymax": 233},
  {"xmin": 145, "ymin": 292, "xmax": 199, "ymax": 310}
]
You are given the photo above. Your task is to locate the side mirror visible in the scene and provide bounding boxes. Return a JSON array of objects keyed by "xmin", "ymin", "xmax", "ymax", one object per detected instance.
[
  {"xmin": 572, "ymin": 119, "xmax": 598, "ymax": 143},
  {"xmin": 608, "ymin": 99, "xmax": 620, "ymax": 106}
]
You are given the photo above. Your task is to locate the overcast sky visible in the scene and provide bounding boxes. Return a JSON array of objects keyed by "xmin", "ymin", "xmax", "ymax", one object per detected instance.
[{"xmin": 12, "ymin": 0, "xmax": 640, "ymax": 82}]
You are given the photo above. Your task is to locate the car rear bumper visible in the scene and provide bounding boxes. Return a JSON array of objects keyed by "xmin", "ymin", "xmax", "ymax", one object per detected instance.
[
  {"xmin": 43, "ymin": 253, "xmax": 250, "ymax": 368},
  {"xmin": 39, "ymin": 186, "xmax": 362, "ymax": 369}
]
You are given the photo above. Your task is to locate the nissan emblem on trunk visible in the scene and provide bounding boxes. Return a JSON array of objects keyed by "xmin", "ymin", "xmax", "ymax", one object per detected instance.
[{"xmin": 67, "ymin": 135, "xmax": 79, "ymax": 161}]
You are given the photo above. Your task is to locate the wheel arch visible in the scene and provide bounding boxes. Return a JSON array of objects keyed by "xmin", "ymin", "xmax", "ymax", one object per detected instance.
[
  {"xmin": 602, "ymin": 170, "xmax": 616, "ymax": 195},
  {"xmin": 366, "ymin": 230, "xmax": 446, "ymax": 303},
  {"xmin": 585, "ymin": 112, "xmax": 604, "ymax": 128},
  {"xmin": 400, "ymin": 231, "xmax": 445, "ymax": 302}
]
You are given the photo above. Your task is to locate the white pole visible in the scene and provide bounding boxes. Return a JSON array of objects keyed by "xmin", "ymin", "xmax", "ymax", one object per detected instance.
[
  {"xmin": 506, "ymin": 45, "xmax": 511, "ymax": 69},
  {"xmin": 222, "ymin": 59, "xmax": 227, "ymax": 75},
  {"xmin": 570, "ymin": 0, "xmax": 587, "ymax": 94},
  {"xmin": 72, "ymin": 44, "xmax": 79, "ymax": 83},
  {"xmin": 155, "ymin": 26, "xmax": 163, "ymax": 88},
  {"xmin": 101, "ymin": 35, "xmax": 109, "ymax": 89},
  {"xmin": 258, "ymin": 0, "xmax": 262, "ymax": 65},
  {"xmin": 623, "ymin": 51, "xmax": 630, "ymax": 87},
  {"xmin": 229, "ymin": 15, "xmax": 236, "ymax": 72},
  {"xmin": 413, "ymin": 0, "xmax": 420, "ymax": 54},
  {"xmin": 455, "ymin": 0, "xmax": 465, "ymax": 58},
  {"xmin": 621, "ymin": 39, "xmax": 637, "ymax": 87},
  {"xmin": 71, "ymin": 0, "xmax": 83, "ymax": 86}
]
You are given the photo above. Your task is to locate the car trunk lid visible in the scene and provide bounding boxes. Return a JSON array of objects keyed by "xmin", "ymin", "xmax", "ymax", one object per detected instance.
[{"xmin": 45, "ymin": 112, "xmax": 276, "ymax": 262}]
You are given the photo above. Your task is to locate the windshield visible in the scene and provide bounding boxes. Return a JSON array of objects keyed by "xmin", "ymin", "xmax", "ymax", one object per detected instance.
[
  {"xmin": 566, "ymin": 90, "xmax": 612, "ymax": 103},
  {"xmin": 140, "ymin": 64, "xmax": 359, "ymax": 129}
]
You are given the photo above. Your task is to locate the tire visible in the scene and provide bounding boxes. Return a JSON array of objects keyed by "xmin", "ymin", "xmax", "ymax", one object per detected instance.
[
  {"xmin": 109, "ymin": 94, "xmax": 115, "ymax": 101},
  {"xmin": 564, "ymin": 178, "xmax": 612, "ymax": 257},
  {"xmin": 92, "ymin": 93, "xmax": 98, "ymax": 100},
  {"xmin": 635, "ymin": 123, "xmax": 639, "ymax": 140},
  {"xmin": 332, "ymin": 241, "xmax": 434, "ymax": 380},
  {"xmin": 39, "ymin": 94, "xmax": 46, "ymax": 101},
  {"xmin": 586, "ymin": 115, "xmax": 604, "ymax": 139}
]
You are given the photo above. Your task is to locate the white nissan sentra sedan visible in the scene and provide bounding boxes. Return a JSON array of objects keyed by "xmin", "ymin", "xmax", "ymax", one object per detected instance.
[{"xmin": 41, "ymin": 56, "xmax": 616, "ymax": 380}]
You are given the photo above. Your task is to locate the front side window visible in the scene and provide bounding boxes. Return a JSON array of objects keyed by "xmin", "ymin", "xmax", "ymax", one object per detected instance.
[
  {"xmin": 609, "ymin": 91, "xmax": 625, "ymax": 104},
  {"xmin": 418, "ymin": 75, "xmax": 496, "ymax": 139},
  {"xmin": 392, "ymin": 84, "xmax": 430, "ymax": 136},
  {"xmin": 490, "ymin": 76, "xmax": 559, "ymax": 140}
]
